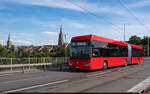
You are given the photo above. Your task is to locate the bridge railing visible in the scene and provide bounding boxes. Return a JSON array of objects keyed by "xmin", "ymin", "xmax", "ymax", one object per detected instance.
[{"xmin": 0, "ymin": 57, "xmax": 69, "ymax": 72}]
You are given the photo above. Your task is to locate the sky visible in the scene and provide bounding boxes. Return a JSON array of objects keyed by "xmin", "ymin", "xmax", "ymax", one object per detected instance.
[{"xmin": 0, "ymin": 0, "xmax": 150, "ymax": 46}]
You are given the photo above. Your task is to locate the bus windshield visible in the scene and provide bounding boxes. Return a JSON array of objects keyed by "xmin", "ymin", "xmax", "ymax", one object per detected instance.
[{"xmin": 70, "ymin": 39, "xmax": 91, "ymax": 59}]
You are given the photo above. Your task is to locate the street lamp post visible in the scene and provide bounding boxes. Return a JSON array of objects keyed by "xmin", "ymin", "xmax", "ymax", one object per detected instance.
[{"xmin": 124, "ymin": 24, "xmax": 125, "ymax": 42}]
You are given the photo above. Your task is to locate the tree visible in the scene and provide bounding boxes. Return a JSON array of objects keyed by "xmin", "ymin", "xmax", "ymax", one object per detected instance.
[
  {"xmin": 22, "ymin": 52, "xmax": 29, "ymax": 57},
  {"xmin": 54, "ymin": 47, "xmax": 70, "ymax": 57},
  {"xmin": 0, "ymin": 46, "xmax": 8, "ymax": 58},
  {"xmin": 141, "ymin": 36, "xmax": 150, "ymax": 45},
  {"xmin": 128, "ymin": 35, "xmax": 150, "ymax": 56},
  {"xmin": 49, "ymin": 52, "xmax": 57, "ymax": 57},
  {"xmin": 55, "ymin": 47, "xmax": 65, "ymax": 57},
  {"xmin": 65, "ymin": 47, "xmax": 70, "ymax": 57},
  {"xmin": 129, "ymin": 35, "xmax": 142, "ymax": 45},
  {"xmin": 7, "ymin": 53, "xmax": 16, "ymax": 58},
  {"xmin": 34, "ymin": 52, "xmax": 48, "ymax": 57},
  {"xmin": 141, "ymin": 36, "xmax": 150, "ymax": 56}
]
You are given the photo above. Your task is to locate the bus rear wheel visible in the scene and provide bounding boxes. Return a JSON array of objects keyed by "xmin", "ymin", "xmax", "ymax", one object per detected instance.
[{"xmin": 103, "ymin": 61, "xmax": 107, "ymax": 70}]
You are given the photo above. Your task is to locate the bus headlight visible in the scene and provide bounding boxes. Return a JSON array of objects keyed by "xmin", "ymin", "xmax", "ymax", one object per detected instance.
[{"xmin": 84, "ymin": 63, "xmax": 91, "ymax": 66}]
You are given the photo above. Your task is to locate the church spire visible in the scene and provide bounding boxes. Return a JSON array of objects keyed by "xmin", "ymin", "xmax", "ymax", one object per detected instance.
[
  {"xmin": 58, "ymin": 24, "xmax": 64, "ymax": 46},
  {"xmin": 60, "ymin": 24, "xmax": 62, "ymax": 33},
  {"xmin": 8, "ymin": 32, "xmax": 10, "ymax": 41},
  {"xmin": 7, "ymin": 32, "xmax": 12, "ymax": 49}
]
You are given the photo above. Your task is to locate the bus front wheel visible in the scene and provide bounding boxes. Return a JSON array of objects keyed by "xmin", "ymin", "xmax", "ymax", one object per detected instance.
[{"xmin": 103, "ymin": 61, "xmax": 107, "ymax": 70}]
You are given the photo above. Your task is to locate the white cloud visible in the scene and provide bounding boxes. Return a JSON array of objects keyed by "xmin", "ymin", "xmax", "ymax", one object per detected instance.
[
  {"xmin": 1, "ymin": 0, "xmax": 150, "ymax": 45},
  {"xmin": 12, "ymin": 40, "xmax": 34, "ymax": 45},
  {"xmin": 41, "ymin": 31, "xmax": 58, "ymax": 36},
  {"xmin": 0, "ymin": 6, "xmax": 6, "ymax": 10},
  {"xmin": 0, "ymin": 7, "xmax": 3, "ymax": 10},
  {"xmin": 4, "ymin": 0, "xmax": 82, "ymax": 11},
  {"xmin": 31, "ymin": 20, "xmax": 57, "ymax": 28},
  {"xmin": 70, "ymin": 22, "xmax": 86, "ymax": 29},
  {"xmin": 0, "ymin": 40, "xmax": 6, "ymax": 42},
  {"xmin": 31, "ymin": 18, "xmax": 87, "ymax": 30},
  {"xmin": 4, "ymin": 0, "xmax": 126, "ymax": 15},
  {"xmin": 60, "ymin": 18, "xmax": 87, "ymax": 29},
  {"xmin": 128, "ymin": 0, "xmax": 150, "ymax": 8},
  {"xmin": 0, "ymin": 40, "xmax": 6, "ymax": 45}
]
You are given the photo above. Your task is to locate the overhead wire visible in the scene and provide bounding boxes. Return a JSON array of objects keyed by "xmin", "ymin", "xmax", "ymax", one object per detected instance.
[
  {"xmin": 118, "ymin": 0, "xmax": 150, "ymax": 32},
  {"xmin": 118, "ymin": 0, "xmax": 150, "ymax": 56},
  {"xmin": 66, "ymin": 0, "xmax": 123, "ymax": 32}
]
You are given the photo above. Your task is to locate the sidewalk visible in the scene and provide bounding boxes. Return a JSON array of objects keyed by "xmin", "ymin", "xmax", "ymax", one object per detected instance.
[
  {"xmin": 128, "ymin": 76, "xmax": 150, "ymax": 93},
  {"xmin": 0, "ymin": 66, "xmax": 69, "ymax": 76},
  {"xmin": 0, "ymin": 69, "xmax": 42, "ymax": 76}
]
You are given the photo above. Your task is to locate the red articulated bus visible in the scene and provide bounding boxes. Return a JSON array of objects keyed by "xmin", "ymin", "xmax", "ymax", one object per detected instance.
[{"xmin": 69, "ymin": 35, "xmax": 143, "ymax": 70}]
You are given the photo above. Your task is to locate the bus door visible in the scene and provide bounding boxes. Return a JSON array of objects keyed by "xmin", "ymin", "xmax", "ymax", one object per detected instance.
[{"xmin": 128, "ymin": 44, "xmax": 132, "ymax": 64}]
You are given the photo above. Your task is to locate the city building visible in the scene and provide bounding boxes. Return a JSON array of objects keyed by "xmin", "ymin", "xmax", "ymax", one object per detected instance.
[{"xmin": 4, "ymin": 25, "xmax": 69, "ymax": 57}]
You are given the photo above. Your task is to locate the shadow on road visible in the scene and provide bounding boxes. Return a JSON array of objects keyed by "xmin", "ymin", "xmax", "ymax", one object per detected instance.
[{"xmin": 35, "ymin": 63, "xmax": 140, "ymax": 74}]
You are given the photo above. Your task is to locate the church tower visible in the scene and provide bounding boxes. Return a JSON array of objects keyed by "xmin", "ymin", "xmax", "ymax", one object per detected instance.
[
  {"xmin": 7, "ymin": 32, "xmax": 12, "ymax": 49},
  {"xmin": 58, "ymin": 25, "xmax": 64, "ymax": 46}
]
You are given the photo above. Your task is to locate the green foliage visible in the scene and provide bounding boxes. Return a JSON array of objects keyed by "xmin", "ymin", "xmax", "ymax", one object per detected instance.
[
  {"xmin": 129, "ymin": 35, "xmax": 142, "ymax": 45},
  {"xmin": 55, "ymin": 47, "xmax": 70, "ymax": 57},
  {"xmin": 34, "ymin": 52, "xmax": 48, "ymax": 57},
  {"xmin": 0, "ymin": 46, "xmax": 8, "ymax": 58},
  {"xmin": 129, "ymin": 35, "xmax": 150, "ymax": 56},
  {"xmin": 66, "ymin": 47, "xmax": 70, "ymax": 57},
  {"xmin": 34, "ymin": 47, "xmax": 70, "ymax": 57},
  {"xmin": 7, "ymin": 53, "xmax": 16, "ymax": 58},
  {"xmin": 49, "ymin": 52, "xmax": 57, "ymax": 57},
  {"xmin": 22, "ymin": 52, "xmax": 29, "ymax": 57},
  {"xmin": 55, "ymin": 47, "xmax": 65, "ymax": 57},
  {"xmin": 141, "ymin": 36, "xmax": 150, "ymax": 45}
]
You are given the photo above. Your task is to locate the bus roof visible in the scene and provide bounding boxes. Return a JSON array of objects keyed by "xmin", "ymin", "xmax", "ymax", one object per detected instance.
[
  {"xmin": 131, "ymin": 44, "xmax": 143, "ymax": 49},
  {"xmin": 71, "ymin": 34, "xmax": 142, "ymax": 49}
]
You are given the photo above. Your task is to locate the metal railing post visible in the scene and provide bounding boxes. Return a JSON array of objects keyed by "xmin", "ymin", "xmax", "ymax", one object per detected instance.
[
  {"xmin": 56, "ymin": 57, "xmax": 57, "ymax": 67},
  {"xmin": 22, "ymin": 59, "xmax": 24, "ymax": 74},
  {"xmin": 22, "ymin": 64, "xmax": 24, "ymax": 74},
  {"xmin": 0, "ymin": 57, "xmax": 69, "ymax": 73},
  {"xmin": 43, "ymin": 58, "xmax": 46, "ymax": 72},
  {"xmin": 60, "ymin": 57, "xmax": 62, "ymax": 71},
  {"xmin": 10, "ymin": 58, "xmax": 12, "ymax": 71},
  {"xmin": 29, "ymin": 58, "xmax": 30, "ymax": 70}
]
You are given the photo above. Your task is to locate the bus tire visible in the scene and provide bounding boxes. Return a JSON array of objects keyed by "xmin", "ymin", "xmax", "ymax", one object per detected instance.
[
  {"xmin": 124, "ymin": 60, "xmax": 127, "ymax": 67},
  {"xmin": 103, "ymin": 61, "xmax": 107, "ymax": 70}
]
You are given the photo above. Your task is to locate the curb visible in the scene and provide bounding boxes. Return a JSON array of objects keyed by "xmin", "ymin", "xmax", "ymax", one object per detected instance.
[
  {"xmin": 127, "ymin": 76, "xmax": 150, "ymax": 93},
  {"xmin": 0, "ymin": 69, "xmax": 42, "ymax": 75},
  {"xmin": 0, "ymin": 67, "xmax": 69, "ymax": 76}
]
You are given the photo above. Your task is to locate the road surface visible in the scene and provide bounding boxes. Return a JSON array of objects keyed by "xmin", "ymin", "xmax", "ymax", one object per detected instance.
[{"xmin": 0, "ymin": 58, "xmax": 150, "ymax": 93}]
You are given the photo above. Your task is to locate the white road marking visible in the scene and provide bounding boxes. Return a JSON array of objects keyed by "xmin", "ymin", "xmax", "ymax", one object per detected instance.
[
  {"xmin": 0, "ymin": 69, "xmax": 42, "ymax": 77},
  {"xmin": 87, "ymin": 71, "xmax": 111, "ymax": 77},
  {"xmin": 5, "ymin": 80, "xmax": 68, "ymax": 93},
  {"xmin": 1, "ymin": 74, "xmax": 55, "ymax": 84},
  {"xmin": 127, "ymin": 76, "xmax": 150, "ymax": 93},
  {"xmin": 1, "ymin": 77, "xmax": 37, "ymax": 84}
]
